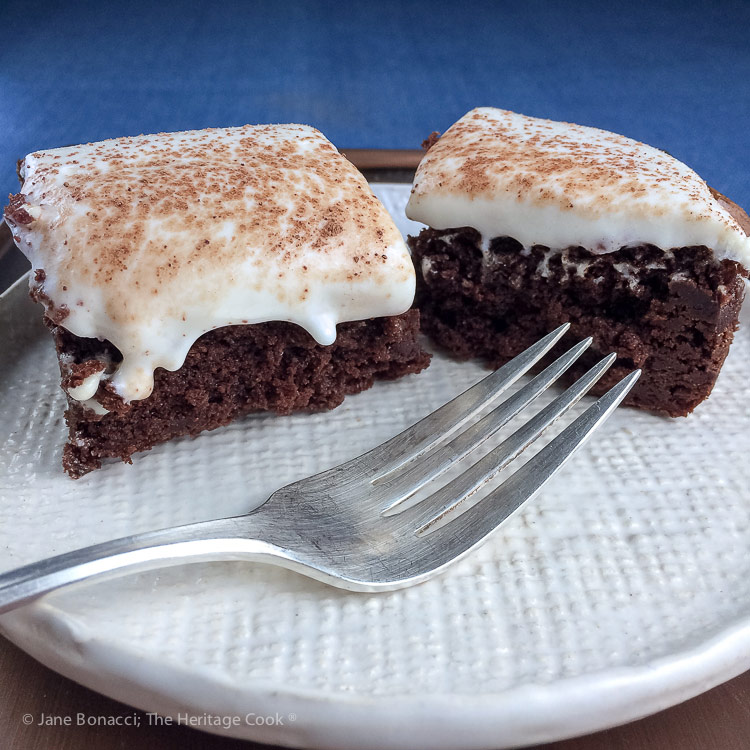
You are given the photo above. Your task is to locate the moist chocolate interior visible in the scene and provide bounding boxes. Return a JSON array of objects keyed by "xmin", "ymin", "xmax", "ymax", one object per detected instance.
[
  {"xmin": 53, "ymin": 311, "xmax": 431, "ymax": 478},
  {"xmin": 409, "ymin": 227, "xmax": 747, "ymax": 417}
]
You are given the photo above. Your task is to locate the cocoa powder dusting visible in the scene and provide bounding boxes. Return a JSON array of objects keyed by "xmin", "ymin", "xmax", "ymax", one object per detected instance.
[
  {"xmin": 412, "ymin": 108, "xmax": 748, "ymax": 234},
  {"xmin": 8, "ymin": 124, "xmax": 409, "ymax": 330}
]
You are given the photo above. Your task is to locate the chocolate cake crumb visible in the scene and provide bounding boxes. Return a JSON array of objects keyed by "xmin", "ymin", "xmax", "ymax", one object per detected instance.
[
  {"xmin": 410, "ymin": 228, "xmax": 746, "ymax": 417},
  {"xmin": 54, "ymin": 312, "xmax": 430, "ymax": 478},
  {"xmin": 710, "ymin": 187, "xmax": 750, "ymax": 236},
  {"xmin": 4, "ymin": 193, "xmax": 33, "ymax": 225},
  {"xmin": 422, "ymin": 132, "xmax": 441, "ymax": 151},
  {"xmin": 29, "ymin": 268, "xmax": 71, "ymax": 324},
  {"xmin": 60, "ymin": 359, "xmax": 107, "ymax": 391}
]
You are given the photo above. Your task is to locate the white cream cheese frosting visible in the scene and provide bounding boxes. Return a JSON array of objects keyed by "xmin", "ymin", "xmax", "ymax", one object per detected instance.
[
  {"xmin": 5, "ymin": 124, "xmax": 416, "ymax": 407},
  {"xmin": 406, "ymin": 107, "xmax": 750, "ymax": 267}
]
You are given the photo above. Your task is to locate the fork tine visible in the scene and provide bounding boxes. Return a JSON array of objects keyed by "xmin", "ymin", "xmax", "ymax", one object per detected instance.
[
  {"xmin": 415, "ymin": 368, "xmax": 641, "ymax": 541},
  {"xmin": 354, "ymin": 323, "xmax": 571, "ymax": 480},
  {"xmin": 379, "ymin": 336, "xmax": 594, "ymax": 513},
  {"xmin": 391, "ymin": 353, "xmax": 624, "ymax": 530}
]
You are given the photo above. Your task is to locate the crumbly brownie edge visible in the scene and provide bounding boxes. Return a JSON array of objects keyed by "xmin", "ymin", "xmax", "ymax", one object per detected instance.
[
  {"xmin": 52, "ymin": 311, "xmax": 431, "ymax": 478},
  {"xmin": 409, "ymin": 227, "xmax": 747, "ymax": 417}
]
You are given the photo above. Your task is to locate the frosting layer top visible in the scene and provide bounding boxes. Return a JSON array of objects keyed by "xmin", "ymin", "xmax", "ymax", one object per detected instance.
[
  {"xmin": 5, "ymin": 124, "xmax": 415, "ymax": 405},
  {"xmin": 406, "ymin": 107, "xmax": 750, "ymax": 266}
]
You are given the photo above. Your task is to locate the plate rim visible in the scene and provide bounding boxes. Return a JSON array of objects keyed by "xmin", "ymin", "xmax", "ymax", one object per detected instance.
[{"xmin": 2, "ymin": 601, "xmax": 750, "ymax": 749}]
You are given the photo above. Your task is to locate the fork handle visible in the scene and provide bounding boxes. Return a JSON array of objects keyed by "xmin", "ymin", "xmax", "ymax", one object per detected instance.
[{"xmin": 0, "ymin": 514, "xmax": 298, "ymax": 616}]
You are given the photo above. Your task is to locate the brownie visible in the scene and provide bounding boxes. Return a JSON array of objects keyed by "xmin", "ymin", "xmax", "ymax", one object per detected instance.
[
  {"xmin": 5, "ymin": 124, "xmax": 430, "ymax": 477},
  {"xmin": 410, "ymin": 228, "xmax": 745, "ymax": 416},
  {"xmin": 405, "ymin": 108, "xmax": 750, "ymax": 417}
]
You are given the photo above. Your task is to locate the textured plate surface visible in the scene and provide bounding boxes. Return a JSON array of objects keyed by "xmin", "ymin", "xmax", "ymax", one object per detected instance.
[{"xmin": 1, "ymin": 184, "xmax": 750, "ymax": 749}]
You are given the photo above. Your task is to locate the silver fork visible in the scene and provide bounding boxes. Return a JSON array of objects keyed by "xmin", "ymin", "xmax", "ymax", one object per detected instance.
[{"xmin": 0, "ymin": 324, "xmax": 639, "ymax": 611}]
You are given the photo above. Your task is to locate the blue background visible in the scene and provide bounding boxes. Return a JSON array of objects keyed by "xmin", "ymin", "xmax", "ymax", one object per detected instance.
[{"xmin": 2, "ymin": 0, "xmax": 749, "ymax": 207}]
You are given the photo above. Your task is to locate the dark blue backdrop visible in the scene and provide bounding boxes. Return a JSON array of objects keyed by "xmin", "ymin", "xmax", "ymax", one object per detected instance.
[{"xmin": 3, "ymin": 0, "xmax": 749, "ymax": 207}]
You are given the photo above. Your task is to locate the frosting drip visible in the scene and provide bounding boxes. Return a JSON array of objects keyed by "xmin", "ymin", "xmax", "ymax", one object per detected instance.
[{"xmin": 5, "ymin": 124, "xmax": 416, "ymax": 407}]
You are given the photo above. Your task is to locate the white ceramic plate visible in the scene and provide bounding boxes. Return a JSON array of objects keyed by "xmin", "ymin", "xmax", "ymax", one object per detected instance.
[{"xmin": 1, "ymin": 184, "xmax": 749, "ymax": 749}]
